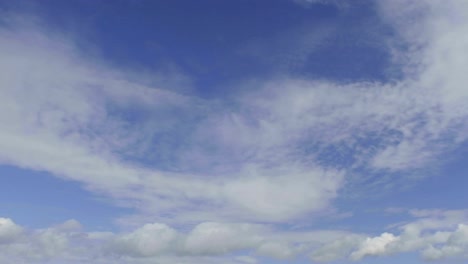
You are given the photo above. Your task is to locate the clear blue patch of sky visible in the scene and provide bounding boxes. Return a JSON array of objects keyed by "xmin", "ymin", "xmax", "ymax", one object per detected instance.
[
  {"xmin": 0, "ymin": 165, "xmax": 132, "ymax": 230},
  {"xmin": 323, "ymin": 140, "xmax": 468, "ymax": 234},
  {"xmin": 1, "ymin": 0, "xmax": 400, "ymax": 98}
]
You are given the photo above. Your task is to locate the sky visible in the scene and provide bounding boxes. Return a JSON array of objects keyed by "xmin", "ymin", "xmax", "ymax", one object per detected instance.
[{"xmin": 0, "ymin": 0, "xmax": 467, "ymax": 263}]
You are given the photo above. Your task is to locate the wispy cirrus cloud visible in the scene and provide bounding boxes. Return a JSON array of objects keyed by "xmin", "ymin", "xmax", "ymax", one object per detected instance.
[{"xmin": 0, "ymin": 14, "xmax": 345, "ymax": 225}]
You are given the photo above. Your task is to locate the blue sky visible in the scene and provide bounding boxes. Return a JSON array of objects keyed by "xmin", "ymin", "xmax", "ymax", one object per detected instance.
[{"xmin": 0, "ymin": 0, "xmax": 467, "ymax": 263}]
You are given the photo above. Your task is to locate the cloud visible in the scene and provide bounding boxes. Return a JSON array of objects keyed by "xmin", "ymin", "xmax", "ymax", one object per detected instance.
[
  {"xmin": 1, "ymin": 0, "xmax": 468, "ymax": 262},
  {"xmin": 0, "ymin": 217, "xmax": 352, "ymax": 263},
  {"xmin": 292, "ymin": 0, "xmax": 349, "ymax": 8},
  {"xmin": 350, "ymin": 232, "xmax": 398, "ymax": 260},
  {"xmin": 235, "ymin": 255, "xmax": 258, "ymax": 264},
  {"xmin": 307, "ymin": 209, "xmax": 468, "ymax": 262},
  {"xmin": 0, "ymin": 218, "xmax": 106, "ymax": 263},
  {"xmin": 0, "ymin": 14, "xmax": 346, "ymax": 224},
  {"xmin": 310, "ymin": 235, "xmax": 365, "ymax": 262},
  {"xmin": 256, "ymin": 242, "xmax": 297, "ymax": 260},
  {"xmin": 223, "ymin": 167, "xmax": 343, "ymax": 221},
  {"xmin": 350, "ymin": 209, "xmax": 468, "ymax": 261},
  {"xmin": 111, "ymin": 223, "xmax": 179, "ymax": 257},
  {"xmin": 2, "ymin": 211, "xmax": 467, "ymax": 263},
  {"xmin": 183, "ymin": 222, "xmax": 265, "ymax": 255},
  {"xmin": 422, "ymin": 224, "xmax": 468, "ymax": 260},
  {"xmin": 0, "ymin": 218, "xmax": 23, "ymax": 243}
]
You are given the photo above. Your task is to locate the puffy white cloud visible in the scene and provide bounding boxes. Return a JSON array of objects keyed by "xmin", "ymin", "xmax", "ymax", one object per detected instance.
[
  {"xmin": 342, "ymin": 210, "xmax": 468, "ymax": 261},
  {"xmin": 0, "ymin": 218, "xmax": 103, "ymax": 263},
  {"xmin": 350, "ymin": 232, "xmax": 398, "ymax": 260},
  {"xmin": 235, "ymin": 255, "xmax": 258, "ymax": 264},
  {"xmin": 297, "ymin": 209, "xmax": 468, "ymax": 262},
  {"xmin": 0, "ymin": 217, "xmax": 353, "ymax": 263},
  {"xmin": 111, "ymin": 223, "xmax": 179, "ymax": 257},
  {"xmin": 183, "ymin": 222, "xmax": 265, "ymax": 255},
  {"xmin": 224, "ymin": 167, "xmax": 343, "ymax": 221},
  {"xmin": 256, "ymin": 242, "xmax": 296, "ymax": 259},
  {"xmin": 0, "ymin": 218, "xmax": 22, "ymax": 243},
  {"xmin": 310, "ymin": 235, "xmax": 365, "ymax": 262},
  {"xmin": 422, "ymin": 224, "xmax": 468, "ymax": 260},
  {"xmin": 2, "ymin": 212, "xmax": 468, "ymax": 263}
]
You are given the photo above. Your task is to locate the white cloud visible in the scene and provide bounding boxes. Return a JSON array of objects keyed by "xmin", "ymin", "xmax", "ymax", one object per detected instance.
[
  {"xmin": 256, "ymin": 242, "xmax": 296, "ymax": 259},
  {"xmin": 344, "ymin": 209, "xmax": 468, "ymax": 261},
  {"xmin": 3, "ymin": 211, "xmax": 468, "ymax": 263},
  {"xmin": 235, "ymin": 255, "xmax": 258, "ymax": 264},
  {"xmin": 1, "ymin": 0, "xmax": 468, "ymax": 262},
  {"xmin": 223, "ymin": 167, "xmax": 343, "ymax": 221},
  {"xmin": 422, "ymin": 224, "xmax": 468, "ymax": 260},
  {"xmin": 272, "ymin": 209, "xmax": 468, "ymax": 262},
  {"xmin": 310, "ymin": 235, "xmax": 365, "ymax": 262},
  {"xmin": 0, "ymin": 217, "xmax": 353, "ymax": 263},
  {"xmin": 0, "ymin": 14, "xmax": 346, "ymax": 224},
  {"xmin": 0, "ymin": 218, "xmax": 106, "ymax": 263},
  {"xmin": 350, "ymin": 232, "xmax": 398, "ymax": 260},
  {"xmin": 2, "ymin": 0, "xmax": 468, "ymax": 227},
  {"xmin": 183, "ymin": 222, "xmax": 265, "ymax": 255},
  {"xmin": 0, "ymin": 218, "xmax": 22, "ymax": 243},
  {"xmin": 111, "ymin": 223, "xmax": 179, "ymax": 257},
  {"xmin": 292, "ymin": 0, "xmax": 348, "ymax": 8}
]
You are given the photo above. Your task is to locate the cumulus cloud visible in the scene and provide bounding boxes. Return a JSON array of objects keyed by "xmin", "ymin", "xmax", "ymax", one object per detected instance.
[
  {"xmin": 310, "ymin": 235, "xmax": 365, "ymax": 262},
  {"xmin": 256, "ymin": 242, "xmax": 297, "ymax": 260},
  {"xmin": 2, "ymin": 209, "xmax": 468, "ymax": 263},
  {"xmin": 422, "ymin": 224, "xmax": 468, "ymax": 260},
  {"xmin": 344, "ymin": 210, "xmax": 468, "ymax": 261},
  {"xmin": 350, "ymin": 232, "xmax": 398, "ymax": 260},
  {"xmin": 0, "ymin": 217, "xmax": 352, "ymax": 263},
  {"xmin": 305, "ymin": 209, "xmax": 468, "ymax": 262},
  {"xmin": 0, "ymin": 218, "xmax": 23, "ymax": 243},
  {"xmin": 111, "ymin": 223, "xmax": 179, "ymax": 257},
  {"xmin": 223, "ymin": 167, "xmax": 343, "ymax": 221},
  {"xmin": 0, "ymin": 218, "xmax": 106, "ymax": 263},
  {"xmin": 184, "ymin": 222, "xmax": 265, "ymax": 255}
]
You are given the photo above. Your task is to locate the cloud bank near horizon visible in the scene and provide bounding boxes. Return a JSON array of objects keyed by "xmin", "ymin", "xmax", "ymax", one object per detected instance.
[{"xmin": 2, "ymin": 210, "xmax": 468, "ymax": 263}]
